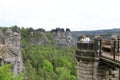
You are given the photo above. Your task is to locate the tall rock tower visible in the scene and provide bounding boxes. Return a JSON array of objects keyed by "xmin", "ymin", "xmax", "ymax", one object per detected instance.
[
  {"xmin": 0, "ymin": 28, "xmax": 24, "ymax": 75},
  {"xmin": 51, "ymin": 28, "xmax": 75, "ymax": 47}
]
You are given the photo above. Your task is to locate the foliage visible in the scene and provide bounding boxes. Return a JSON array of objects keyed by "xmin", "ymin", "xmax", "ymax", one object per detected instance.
[
  {"xmin": 20, "ymin": 27, "xmax": 77, "ymax": 80},
  {"xmin": 0, "ymin": 64, "xmax": 23, "ymax": 80},
  {"xmin": 43, "ymin": 59, "xmax": 53, "ymax": 72},
  {"xmin": 0, "ymin": 64, "xmax": 13, "ymax": 80}
]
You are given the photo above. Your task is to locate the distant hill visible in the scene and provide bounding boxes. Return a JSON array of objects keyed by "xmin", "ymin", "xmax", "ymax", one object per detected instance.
[{"xmin": 71, "ymin": 28, "xmax": 120, "ymax": 40}]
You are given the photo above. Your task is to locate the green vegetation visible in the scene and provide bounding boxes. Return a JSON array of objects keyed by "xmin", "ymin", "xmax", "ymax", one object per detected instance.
[
  {"xmin": 22, "ymin": 44, "xmax": 77, "ymax": 80},
  {"xmin": 0, "ymin": 26, "xmax": 77, "ymax": 80},
  {"xmin": 20, "ymin": 28, "xmax": 77, "ymax": 80},
  {"xmin": 0, "ymin": 64, "xmax": 23, "ymax": 80}
]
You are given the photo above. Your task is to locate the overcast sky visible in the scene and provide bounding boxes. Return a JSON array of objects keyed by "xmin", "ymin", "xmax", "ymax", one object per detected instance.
[{"xmin": 0, "ymin": 0, "xmax": 120, "ymax": 31}]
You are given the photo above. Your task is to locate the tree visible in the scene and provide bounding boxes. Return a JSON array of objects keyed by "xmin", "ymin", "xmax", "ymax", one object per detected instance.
[
  {"xmin": 24, "ymin": 60, "xmax": 38, "ymax": 80},
  {"xmin": 20, "ymin": 27, "xmax": 77, "ymax": 80},
  {"xmin": 0, "ymin": 64, "xmax": 23, "ymax": 80},
  {"xmin": 56, "ymin": 67, "xmax": 76, "ymax": 80},
  {"xmin": 43, "ymin": 59, "xmax": 53, "ymax": 72},
  {"xmin": 0, "ymin": 64, "xmax": 13, "ymax": 80}
]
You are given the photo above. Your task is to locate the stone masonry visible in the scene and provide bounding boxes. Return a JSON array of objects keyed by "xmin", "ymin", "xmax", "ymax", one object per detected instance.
[{"xmin": 76, "ymin": 39, "xmax": 120, "ymax": 80}]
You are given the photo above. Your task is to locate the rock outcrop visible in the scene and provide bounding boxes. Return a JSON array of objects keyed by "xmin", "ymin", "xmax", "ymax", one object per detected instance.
[
  {"xmin": 51, "ymin": 28, "xmax": 76, "ymax": 47},
  {"xmin": 29, "ymin": 28, "xmax": 48, "ymax": 45},
  {"xmin": 0, "ymin": 29, "xmax": 24, "ymax": 75}
]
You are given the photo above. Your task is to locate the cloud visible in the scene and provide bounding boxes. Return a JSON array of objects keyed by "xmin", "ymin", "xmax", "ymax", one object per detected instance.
[{"xmin": 0, "ymin": 0, "xmax": 120, "ymax": 31}]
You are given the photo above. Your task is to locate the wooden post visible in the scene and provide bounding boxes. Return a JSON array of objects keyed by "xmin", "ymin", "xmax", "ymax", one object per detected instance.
[
  {"xmin": 99, "ymin": 39, "xmax": 102, "ymax": 57},
  {"xmin": 119, "ymin": 68, "xmax": 120, "ymax": 80},
  {"xmin": 117, "ymin": 38, "xmax": 119, "ymax": 53},
  {"xmin": 113, "ymin": 41, "xmax": 116, "ymax": 60}
]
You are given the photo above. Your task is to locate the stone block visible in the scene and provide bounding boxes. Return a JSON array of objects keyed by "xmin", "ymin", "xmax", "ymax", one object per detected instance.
[
  {"xmin": 109, "ymin": 78, "xmax": 118, "ymax": 80},
  {"xmin": 110, "ymin": 71, "xmax": 119, "ymax": 74}
]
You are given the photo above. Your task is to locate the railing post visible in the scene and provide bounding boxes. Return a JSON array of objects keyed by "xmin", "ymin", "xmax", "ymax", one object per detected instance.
[
  {"xmin": 119, "ymin": 68, "xmax": 120, "ymax": 80},
  {"xmin": 117, "ymin": 38, "xmax": 119, "ymax": 53},
  {"xmin": 99, "ymin": 38, "xmax": 102, "ymax": 57},
  {"xmin": 113, "ymin": 41, "xmax": 116, "ymax": 60}
]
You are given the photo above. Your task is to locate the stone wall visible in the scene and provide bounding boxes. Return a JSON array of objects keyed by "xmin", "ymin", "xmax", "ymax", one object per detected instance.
[
  {"xmin": 77, "ymin": 59, "xmax": 94, "ymax": 80},
  {"xmin": 97, "ymin": 62, "xmax": 119, "ymax": 80},
  {"xmin": 76, "ymin": 41, "xmax": 120, "ymax": 80},
  {"xmin": 77, "ymin": 59, "xmax": 120, "ymax": 80}
]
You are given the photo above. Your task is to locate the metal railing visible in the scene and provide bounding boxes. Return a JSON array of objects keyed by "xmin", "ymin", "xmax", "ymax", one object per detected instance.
[
  {"xmin": 76, "ymin": 35, "xmax": 120, "ymax": 64},
  {"xmin": 100, "ymin": 39, "xmax": 120, "ymax": 63}
]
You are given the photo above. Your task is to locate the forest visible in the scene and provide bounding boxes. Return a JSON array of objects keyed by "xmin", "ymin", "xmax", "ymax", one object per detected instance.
[
  {"xmin": 21, "ymin": 27, "xmax": 77, "ymax": 80},
  {"xmin": 0, "ymin": 26, "xmax": 77, "ymax": 80}
]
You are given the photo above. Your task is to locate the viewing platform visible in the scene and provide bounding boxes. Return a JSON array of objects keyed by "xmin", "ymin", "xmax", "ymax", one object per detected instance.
[
  {"xmin": 76, "ymin": 35, "xmax": 120, "ymax": 80},
  {"xmin": 76, "ymin": 41, "xmax": 96, "ymax": 61}
]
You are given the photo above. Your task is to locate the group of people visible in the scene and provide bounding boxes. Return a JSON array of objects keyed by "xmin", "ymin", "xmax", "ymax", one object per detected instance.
[
  {"xmin": 79, "ymin": 35, "xmax": 101, "ymax": 57},
  {"xmin": 80, "ymin": 35, "xmax": 91, "ymax": 43}
]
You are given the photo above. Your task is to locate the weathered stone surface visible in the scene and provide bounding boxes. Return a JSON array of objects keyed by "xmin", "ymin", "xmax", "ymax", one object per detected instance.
[
  {"xmin": 77, "ymin": 59, "xmax": 94, "ymax": 80},
  {"xmin": 0, "ymin": 29, "xmax": 24, "ymax": 76},
  {"xmin": 76, "ymin": 40, "xmax": 120, "ymax": 80},
  {"xmin": 51, "ymin": 28, "xmax": 76, "ymax": 47},
  {"xmin": 0, "ymin": 30, "xmax": 5, "ymax": 44},
  {"xmin": 30, "ymin": 29, "xmax": 48, "ymax": 45}
]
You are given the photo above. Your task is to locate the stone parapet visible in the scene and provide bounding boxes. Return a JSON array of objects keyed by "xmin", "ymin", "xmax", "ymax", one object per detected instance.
[{"xmin": 76, "ymin": 40, "xmax": 119, "ymax": 80}]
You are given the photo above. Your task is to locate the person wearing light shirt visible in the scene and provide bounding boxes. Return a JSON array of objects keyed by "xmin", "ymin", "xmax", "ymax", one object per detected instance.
[{"xmin": 83, "ymin": 36, "xmax": 91, "ymax": 43}]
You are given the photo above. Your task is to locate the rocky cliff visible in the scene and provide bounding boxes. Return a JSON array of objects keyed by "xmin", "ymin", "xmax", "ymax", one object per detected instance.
[
  {"xmin": 28, "ymin": 28, "xmax": 76, "ymax": 47},
  {"xmin": 51, "ymin": 28, "xmax": 76, "ymax": 47},
  {"xmin": 28, "ymin": 28, "xmax": 48, "ymax": 45},
  {"xmin": 0, "ymin": 29, "xmax": 24, "ymax": 75}
]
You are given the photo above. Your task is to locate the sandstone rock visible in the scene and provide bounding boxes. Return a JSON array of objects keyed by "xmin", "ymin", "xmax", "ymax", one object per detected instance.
[
  {"xmin": 30, "ymin": 29, "xmax": 48, "ymax": 45},
  {"xmin": 51, "ymin": 28, "xmax": 76, "ymax": 47},
  {"xmin": 0, "ymin": 29, "xmax": 24, "ymax": 76},
  {"xmin": 0, "ymin": 30, "xmax": 5, "ymax": 44}
]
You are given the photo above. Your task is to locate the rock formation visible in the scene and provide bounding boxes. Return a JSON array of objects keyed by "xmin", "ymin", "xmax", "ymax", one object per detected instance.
[
  {"xmin": 51, "ymin": 28, "xmax": 76, "ymax": 47},
  {"xmin": 30, "ymin": 28, "xmax": 48, "ymax": 45},
  {"xmin": 0, "ymin": 29, "xmax": 24, "ymax": 75}
]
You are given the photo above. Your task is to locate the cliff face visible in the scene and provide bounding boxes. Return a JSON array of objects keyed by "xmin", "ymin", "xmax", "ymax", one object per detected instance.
[
  {"xmin": 0, "ymin": 29, "xmax": 24, "ymax": 75},
  {"xmin": 51, "ymin": 28, "xmax": 76, "ymax": 47},
  {"xmin": 29, "ymin": 28, "xmax": 48, "ymax": 45},
  {"xmin": 25, "ymin": 28, "xmax": 76, "ymax": 47}
]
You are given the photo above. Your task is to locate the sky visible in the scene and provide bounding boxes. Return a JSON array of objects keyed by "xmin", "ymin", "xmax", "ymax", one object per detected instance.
[{"xmin": 0, "ymin": 0, "xmax": 120, "ymax": 31}]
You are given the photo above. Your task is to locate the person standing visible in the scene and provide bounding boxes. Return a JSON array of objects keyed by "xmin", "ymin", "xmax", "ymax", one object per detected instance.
[{"xmin": 83, "ymin": 35, "xmax": 91, "ymax": 43}]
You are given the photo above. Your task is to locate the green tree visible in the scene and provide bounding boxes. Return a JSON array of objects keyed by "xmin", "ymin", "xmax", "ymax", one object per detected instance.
[
  {"xmin": 56, "ymin": 67, "xmax": 77, "ymax": 80},
  {"xmin": 0, "ymin": 64, "xmax": 23, "ymax": 80},
  {"xmin": 59, "ymin": 56, "xmax": 72, "ymax": 68},
  {"xmin": 20, "ymin": 27, "xmax": 77, "ymax": 80},
  {"xmin": 0, "ymin": 64, "xmax": 13, "ymax": 80},
  {"xmin": 24, "ymin": 60, "xmax": 38, "ymax": 80},
  {"xmin": 43, "ymin": 59, "xmax": 53, "ymax": 72}
]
